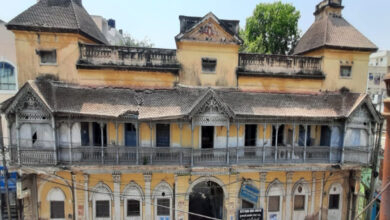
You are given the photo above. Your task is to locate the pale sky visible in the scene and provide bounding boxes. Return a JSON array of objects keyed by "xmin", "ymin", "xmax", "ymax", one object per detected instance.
[{"xmin": 2, "ymin": 0, "xmax": 389, "ymax": 50}]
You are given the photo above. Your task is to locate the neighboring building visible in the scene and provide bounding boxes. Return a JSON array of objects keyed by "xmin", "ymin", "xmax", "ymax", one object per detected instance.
[
  {"xmin": 3, "ymin": 1, "xmax": 381, "ymax": 220},
  {"xmin": 92, "ymin": 16, "xmax": 125, "ymax": 46},
  {"xmin": 367, "ymin": 51, "xmax": 390, "ymax": 113}
]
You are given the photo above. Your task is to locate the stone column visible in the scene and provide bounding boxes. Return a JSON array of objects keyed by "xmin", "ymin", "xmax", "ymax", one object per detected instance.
[
  {"xmin": 84, "ymin": 174, "xmax": 89, "ymax": 220},
  {"xmin": 285, "ymin": 172, "xmax": 293, "ymax": 220},
  {"xmin": 113, "ymin": 173, "xmax": 121, "ymax": 220},
  {"xmin": 260, "ymin": 172, "xmax": 267, "ymax": 211},
  {"xmin": 144, "ymin": 174, "xmax": 152, "ymax": 219},
  {"xmin": 311, "ymin": 172, "xmax": 316, "ymax": 214},
  {"xmin": 72, "ymin": 174, "xmax": 78, "ymax": 220}
]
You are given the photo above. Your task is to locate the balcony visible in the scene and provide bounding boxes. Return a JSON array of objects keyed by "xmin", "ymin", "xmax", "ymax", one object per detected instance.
[
  {"xmin": 237, "ymin": 53, "xmax": 324, "ymax": 79},
  {"xmin": 77, "ymin": 43, "xmax": 180, "ymax": 73},
  {"xmin": 9, "ymin": 145, "xmax": 371, "ymax": 167}
]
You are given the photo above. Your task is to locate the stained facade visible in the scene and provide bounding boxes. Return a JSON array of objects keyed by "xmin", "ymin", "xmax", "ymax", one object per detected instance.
[{"xmin": 2, "ymin": 0, "xmax": 382, "ymax": 220}]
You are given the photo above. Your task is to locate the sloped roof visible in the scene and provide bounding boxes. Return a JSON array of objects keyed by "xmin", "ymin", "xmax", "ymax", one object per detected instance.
[
  {"xmin": 2, "ymin": 80, "xmax": 380, "ymax": 123},
  {"xmin": 7, "ymin": 0, "xmax": 108, "ymax": 44},
  {"xmin": 294, "ymin": 14, "xmax": 377, "ymax": 55}
]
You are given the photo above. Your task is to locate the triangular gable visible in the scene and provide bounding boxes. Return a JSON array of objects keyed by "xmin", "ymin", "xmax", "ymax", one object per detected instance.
[
  {"xmin": 347, "ymin": 95, "xmax": 382, "ymax": 124},
  {"xmin": 3, "ymin": 82, "xmax": 52, "ymax": 121},
  {"xmin": 189, "ymin": 89, "xmax": 234, "ymax": 119},
  {"xmin": 176, "ymin": 13, "xmax": 242, "ymax": 44}
]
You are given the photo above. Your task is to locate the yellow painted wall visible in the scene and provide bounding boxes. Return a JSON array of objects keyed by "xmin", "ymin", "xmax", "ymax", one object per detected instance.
[
  {"xmin": 78, "ymin": 69, "xmax": 177, "ymax": 89},
  {"xmin": 12, "ymin": 31, "xmax": 93, "ymax": 87},
  {"xmin": 305, "ymin": 48, "xmax": 371, "ymax": 93},
  {"xmin": 177, "ymin": 41, "xmax": 239, "ymax": 87},
  {"xmin": 238, "ymin": 76, "xmax": 323, "ymax": 93},
  {"xmin": 171, "ymin": 123, "xmax": 181, "ymax": 146},
  {"xmin": 182, "ymin": 123, "xmax": 192, "ymax": 147}
]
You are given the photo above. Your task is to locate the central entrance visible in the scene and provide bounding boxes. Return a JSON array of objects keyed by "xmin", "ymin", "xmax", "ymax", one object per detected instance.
[{"xmin": 189, "ymin": 181, "xmax": 224, "ymax": 220}]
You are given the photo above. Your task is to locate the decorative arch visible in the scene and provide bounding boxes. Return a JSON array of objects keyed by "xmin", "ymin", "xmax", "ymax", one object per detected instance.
[
  {"xmin": 152, "ymin": 181, "xmax": 173, "ymax": 199},
  {"xmin": 266, "ymin": 179, "xmax": 284, "ymax": 196},
  {"xmin": 46, "ymin": 187, "xmax": 66, "ymax": 201},
  {"xmin": 89, "ymin": 182, "xmax": 113, "ymax": 201},
  {"xmin": 122, "ymin": 181, "xmax": 144, "ymax": 201},
  {"xmin": 186, "ymin": 176, "xmax": 228, "ymax": 200},
  {"xmin": 37, "ymin": 177, "xmax": 70, "ymax": 203},
  {"xmin": 292, "ymin": 179, "xmax": 310, "ymax": 196},
  {"xmin": 328, "ymin": 183, "xmax": 343, "ymax": 195}
]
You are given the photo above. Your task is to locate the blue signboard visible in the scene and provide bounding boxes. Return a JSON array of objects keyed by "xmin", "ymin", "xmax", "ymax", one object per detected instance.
[
  {"xmin": 0, "ymin": 167, "xmax": 17, "ymax": 192},
  {"xmin": 239, "ymin": 184, "xmax": 260, "ymax": 204}
]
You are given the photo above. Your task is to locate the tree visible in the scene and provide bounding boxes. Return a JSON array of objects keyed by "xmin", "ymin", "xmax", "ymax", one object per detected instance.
[
  {"xmin": 241, "ymin": 1, "xmax": 300, "ymax": 55},
  {"xmin": 121, "ymin": 33, "xmax": 154, "ymax": 48}
]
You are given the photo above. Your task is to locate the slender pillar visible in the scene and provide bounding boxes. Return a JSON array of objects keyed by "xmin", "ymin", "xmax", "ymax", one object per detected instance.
[
  {"xmin": 113, "ymin": 173, "xmax": 121, "ymax": 220},
  {"xmin": 144, "ymin": 174, "xmax": 152, "ymax": 220},
  {"xmin": 292, "ymin": 123, "xmax": 296, "ymax": 160},
  {"xmin": 285, "ymin": 172, "xmax": 293, "ymax": 220},
  {"xmin": 179, "ymin": 122, "xmax": 183, "ymax": 147},
  {"xmin": 100, "ymin": 122, "xmax": 104, "ymax": 164},
  {"xmin": 84, "ymin": 174, "xmax": 89, "ymax": 220},
  {"xmin": 15, "ymin": 116, "xmax": 20, "ymax": 165},
  {"xmin": 226, "ymin": 123, "xmax": 230, "ymax": 164},
  {"xmin": 260, "ymin": 172, "xmax": 267, "ymax": 210},
  {"xmin": 72, "ymin": 174, "xmax": 78, "ymax": 220},
  {"xmin": 263, "ymin": 123, "xmax": 266, "ymax": 163},
  {"xmin": 341, "ymin": 124, "xmax": 347, "ymax": 163},
  {"xmin": 236, "ymin": 123, "xmax": 239, "ymax": 147},
  {"xmin": 304, "ymin": 124, "xmax": 308, "ymax": 162},
  {"xmin": 68, "ymin": 120, "xmax": 73, "ymax": 164},
  {"xmin": 150, "ymin": 122, "xmax": 153, "ymax": 147},
  {"xmin": 311, "ymin": 172, "xmax": 316, "ymax": 214},
  {"xmin": 275, "ymin": 124, "xmax": 279, "ymax": 162},
  {"xmin": 115, "ymin": 121, "xmax": 119, "ymax": 145}
]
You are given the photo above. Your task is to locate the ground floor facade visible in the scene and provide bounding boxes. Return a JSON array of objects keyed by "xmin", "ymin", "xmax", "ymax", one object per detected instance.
[{"xmin": 18, "ymin": 167, "xmax": 362, "ymax": 220}]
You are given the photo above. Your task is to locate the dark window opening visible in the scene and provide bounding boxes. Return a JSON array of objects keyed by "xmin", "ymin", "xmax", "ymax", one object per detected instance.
[
  {"xmin": 242, "ymin": 199, "xmax": 255, "ymax": 209},
  {"xmin": 157, "ymin": 198, "xmax": 170, "ymax": 216},
  {"xmin": 32, "ymin": 132, "xmax": 37, "ymax": 144},
  {"xmin": 294, "ymin": 195, "xmax": 305, "ymax": 211},
  {"xmin": 50, "ymin": 201, "xmax": 65, "ymax": 219},
  {"xmin": 268, "ymin": 196, "xmax": 280, "ymax": 212},
  {"xmin": 125, "ymin": 123, "xmax": 137, "ymax": 146},
  {"xmin": 320, "ymin": 126, "xmax": 331, "ymax": 146},
  {"xmin": 81, "ymin": 122, "xmax": 90, "ymax": 146},
  {"xmin": 93, "ymin": 122, "xmax": 107, "ymax": 146},
  {"xmin": 127, "ymin": 199, "xmax": 140, "ymax": 216},
  {"xmin": 298, "ymin": 125, "xmax": 311, "ymax": 146},
  {"xmin": 245, "ymin": 124, "xmax": 257, "ymax": 146},
  {"xmin": 95, "ymin": 200, "xmax": 110, "ymax": 217},
  {"xmin": 272, "ymin": 125, "xmax": 285, "ymax": 146},
  {"xmin": 156, "ymin": 124, "xmax": 170, "ymax": 147},
  {"xmin": 340, "ymin": 66, "xmax": 352, "ymax": 77},
  {"xmin": 201, "ymin": 126, "xmax": 214, "ymax": 149},
  {"xmin": 202, "ymin": 58, "xmax": 217, "ymax": 73},
  {"xmin": 0, "ymin": 62, "xmax": 16, "ymax": 90},
  {"xmin": 329, "ymin": 194, "xmax": 340, "ymax": 209},
  {"xmin": 38, "ymin": 50, "xmax": 57, "ymax": 64}
]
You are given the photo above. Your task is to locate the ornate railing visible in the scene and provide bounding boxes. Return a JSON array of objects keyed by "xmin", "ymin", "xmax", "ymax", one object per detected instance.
[
  {"xmin": 78, "ymin": 43, "xmax": 180, "ymax": 71},
  {"xmin": 237, "ymin": 53, "xmax": 324, "ymax": 78},
  {"xmin": 9, "ymin": 145, "xmax": 371, "ymax": 166}
]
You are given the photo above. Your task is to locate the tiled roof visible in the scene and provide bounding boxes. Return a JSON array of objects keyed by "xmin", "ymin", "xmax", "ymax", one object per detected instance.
[
  {"xmin": 294, "ymin": 15, "xmax": 377, "ymax": 55},
  {"xmin": 5, "ymin": 80, "xmax": 377, "ymax": 122},
  {"xmin": 7, "ymin": 0, "xmax": 108, "ymax": 44}
]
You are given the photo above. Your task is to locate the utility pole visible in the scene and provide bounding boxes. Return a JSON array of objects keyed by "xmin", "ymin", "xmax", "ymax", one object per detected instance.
[{"xmin": 0, "ymin": 117, "xmax": 12, "ymax": 220}]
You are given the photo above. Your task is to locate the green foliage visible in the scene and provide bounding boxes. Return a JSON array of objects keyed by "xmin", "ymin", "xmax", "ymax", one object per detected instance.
[
  {"xmin": 241, "ymin": 1, "xmax": 300, "ymax": 55},
  {"xmin": 121, "ymin": 33, "xmax": 154, "ymax": 48}
]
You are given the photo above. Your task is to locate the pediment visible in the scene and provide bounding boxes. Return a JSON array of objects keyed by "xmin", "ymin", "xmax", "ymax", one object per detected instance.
[{"xmin": 178, "ymin": 14, "xmax": 241, "ymax": 44}]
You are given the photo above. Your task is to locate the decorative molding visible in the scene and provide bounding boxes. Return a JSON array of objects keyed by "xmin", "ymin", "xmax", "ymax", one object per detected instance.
[
  {"xmin": 144, "ymin": 174, "xmax": 152, "ymax": 183},
  {"xmin": 112, "ymin": 172, "xmax": 121, "ymax": 183}
]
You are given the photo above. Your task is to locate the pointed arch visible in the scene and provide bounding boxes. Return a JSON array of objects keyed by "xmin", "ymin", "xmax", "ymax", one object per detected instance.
[
  {"xmin": 152, "ymin": 181, "xmax": 173, "ymax": 199},
  {"xmin": 292, "ymin": 178, "xmax": 310, "ymax": 196},
  {"xmin": 122, "ymin": 181, "xmax": 144, "ymax": 201},
  {"xmin": 89, "ymin": 181, "xmax": 113, "ymax": 201},
  {"xmin": 185, "ymin": 176, "xmax": 228, "ymax": 200},
  {"xmin": 266, "ymin": 179, "xmax": 284, "ymax": 196},
  {"xmin": 46, "ymin": 187, "xmax": 66, "ymax": 201}
]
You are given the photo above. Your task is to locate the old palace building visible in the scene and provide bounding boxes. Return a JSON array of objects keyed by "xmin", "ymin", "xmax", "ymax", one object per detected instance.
[{"xmin": 2, "ymin": 0, "xmax": 381, "ymax": 219}]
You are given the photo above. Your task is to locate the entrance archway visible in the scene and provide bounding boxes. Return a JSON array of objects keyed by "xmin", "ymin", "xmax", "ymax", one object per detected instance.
[{"xmin": 189, "ymin": 181, "xmax": 224, "ymax": 220}]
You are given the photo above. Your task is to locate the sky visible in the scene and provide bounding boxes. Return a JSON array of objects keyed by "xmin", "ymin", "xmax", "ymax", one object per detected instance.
[{"xmin": 1, "ymin": 0, "xmax": 389, "ymax": 50}]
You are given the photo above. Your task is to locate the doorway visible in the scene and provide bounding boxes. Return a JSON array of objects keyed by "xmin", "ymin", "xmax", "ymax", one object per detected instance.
[
  {"xmin": 125, "ymin": 123, "xmax": 137, "ymax": 146},
  {"xmin": 189, "ymin": 181, "xmax": 224, "ymax": 220},
  {"xmin": 201, "ymin": 126, "xmax": 214, "ymax": 149}
]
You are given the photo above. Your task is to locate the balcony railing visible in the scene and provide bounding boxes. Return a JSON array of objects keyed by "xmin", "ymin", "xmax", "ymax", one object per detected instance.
[
  {"xmin": 78, "ymin": 43, "xmax": 180, "ymax": 72},
  {"xmin": 9, "ymin": 145, "xmax": 371, "ymax": 167},
  {"xmin": 237, "ymin": 53, "xmax": 324, "ymax": 78}
]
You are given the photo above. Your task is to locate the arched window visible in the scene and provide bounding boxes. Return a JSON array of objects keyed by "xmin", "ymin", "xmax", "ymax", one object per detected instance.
[
  {"xmin": 266, "ymin": 180, "xmax": 284, "ymax": 220},
  {"xmin": 90, "ymin": 182, "xmax": 113, "ymax": 220},
  {"xmin": 328, "ymin": 183, "xmax": 343, "ymax": 220},
  {"xmin": 153, "ymin": 181, "xmax": 173, "ymax": 220},
  {"xmin": 292, "ymin": 180, "xmax": 309, "ymax": 220},
  {"xmin": 122, "ymin": 182, "xmax": 144, "ymax": 220},
  {"xmin": 47, "ymin": 188, "xmax": 65, "ymax": 219},
  {"xmin": 0, "ymin": 62, "xmax": 16, "ymax": 90}
]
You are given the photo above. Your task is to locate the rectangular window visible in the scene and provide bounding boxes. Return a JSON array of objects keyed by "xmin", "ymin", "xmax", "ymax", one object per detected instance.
[
  {"xmin": 96, "ymin": 200, "xmax": 110, "ymax": 217},
  {"xmin": 50, "ymin": 201, "xmax": 65, "ymax": 219},
  {"xmin": 157, "ymin": 198, "xmax": 170, "ymax": 216},
  {"xmin": 329, "ymin": 194, "xmax": 340, "ymax": 209},
  {"xmin": 268, "ymin": 196, "xmax": 280, "ymax": 212},
  {"xmin": 81, "ymin": 122, "xmax": 90, "ymax": 146},
  {"xmin": 202, "ymin": 58, "xmax": 217, "ymax": 73},
  {"xmin": 294, "ymin": 195, "xmax": 305, "ymax": 210},
  {"xmin": 38, "ymin": 50, "xmax": 57, "ymax": 64},
  {"xmin": 127, "ymin": 199, "xmax": 140, "ymax": 216},
  {"xmin": 0, "ymin": 62, "xmax": 16, "ymax": 90},
  {"xmin": 340, "ymin": 66, "xmax": 352, "ymax": 77},
  {"xmin": 93, "ymin": 122, "xmax": 107, "ymax": 146},
  {"xmin": 156, "ymin": 124, "xmax": 170, "ymax": 147},
  {"xmin": 245, "ymin": 124, "xmax": 257, "ymax": 146}
]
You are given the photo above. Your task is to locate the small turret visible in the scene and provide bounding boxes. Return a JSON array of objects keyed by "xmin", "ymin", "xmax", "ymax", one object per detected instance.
[{"xmin": 314, "ymin": 0, "xmax": 344, "ymax": 20}]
